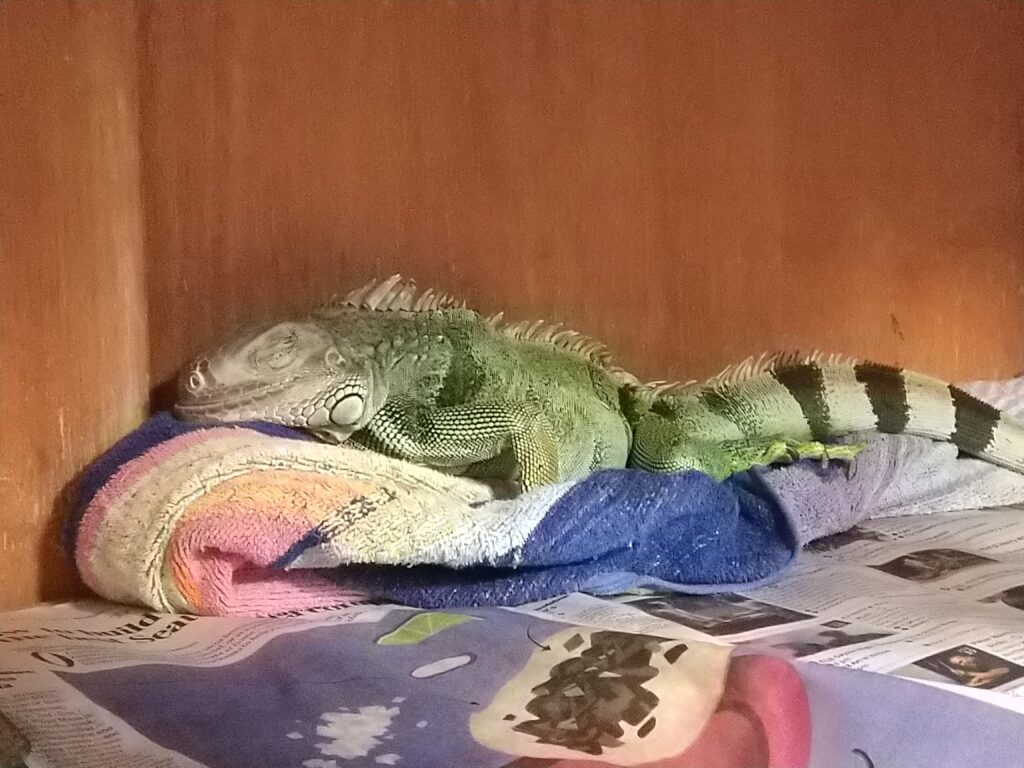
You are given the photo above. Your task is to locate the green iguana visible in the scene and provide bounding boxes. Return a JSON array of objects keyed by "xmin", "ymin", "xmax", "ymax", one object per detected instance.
[{"xmin": 175, "ymin": 275, "xmax": 1024, "ymax": 488}]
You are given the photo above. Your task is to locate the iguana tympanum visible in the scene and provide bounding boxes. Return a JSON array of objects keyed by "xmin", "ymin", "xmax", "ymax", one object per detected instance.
[{"xmin": 175, "ymin": 275, "xmax": 1024, "ymax": 489}]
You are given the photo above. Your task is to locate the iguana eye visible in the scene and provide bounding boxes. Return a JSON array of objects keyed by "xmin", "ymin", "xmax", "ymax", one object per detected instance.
[{"xmin": 187, "ymin": 371, "xmax": 205, "ymax": 392}]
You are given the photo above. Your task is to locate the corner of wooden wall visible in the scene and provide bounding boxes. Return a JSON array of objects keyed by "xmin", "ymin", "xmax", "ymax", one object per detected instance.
[{"xmin": 0, "ymin": 1, "xmax": 150, "ymax": 608}]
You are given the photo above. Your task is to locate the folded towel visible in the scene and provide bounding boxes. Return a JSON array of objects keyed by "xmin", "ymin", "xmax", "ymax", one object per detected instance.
[
  {"xmin": 65, "ymin": 414, "xmax": 808, "ymax": 616},
  {"xmin": 70, "ymin": 378, "xmax": 1024, "ymax": 616}
]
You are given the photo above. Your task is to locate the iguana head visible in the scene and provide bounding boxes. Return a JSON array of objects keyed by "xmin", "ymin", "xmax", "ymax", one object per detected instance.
[{"xmin": 175, "ymin": 317, "xmax": 384, "ymax": 443}]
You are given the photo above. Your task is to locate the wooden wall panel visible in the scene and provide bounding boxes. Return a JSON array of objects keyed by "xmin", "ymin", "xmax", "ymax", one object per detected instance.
[
  {"xmin": 2, "ymin": 1, "xmax": 1023, "ymax": 609},
  {"xmin": 0, "ymin": 1, "xmax": 149, "ymax": 608},
  {"xmin": 140, "ymin": 0, "xmax": 1024, "ymax": 397}
]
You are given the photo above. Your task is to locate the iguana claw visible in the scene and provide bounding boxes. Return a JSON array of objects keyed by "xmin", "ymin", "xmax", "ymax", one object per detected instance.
[{"xmin": 755, "ymin": 438, "xmax": 864, "ymax": 472}]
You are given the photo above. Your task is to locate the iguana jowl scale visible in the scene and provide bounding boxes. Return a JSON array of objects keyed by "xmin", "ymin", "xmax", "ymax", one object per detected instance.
[{"xmin": 176, "ymin": 275, "xmax": 1024, "ymax": 489}]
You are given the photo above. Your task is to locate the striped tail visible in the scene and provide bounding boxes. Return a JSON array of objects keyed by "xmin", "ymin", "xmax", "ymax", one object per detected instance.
[
  {"xmin": 764, "ymin": 360, "xmax": 1024, "ymax": 473},
  {"xmin": 636, "ymin": 354, "xmax": 1024, "ymax": 476}
]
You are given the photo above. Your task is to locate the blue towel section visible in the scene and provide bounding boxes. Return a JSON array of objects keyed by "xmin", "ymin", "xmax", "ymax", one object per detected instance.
[{"xmin": 325, "ymin": 468, "xmax": 799, "ymax": 608}]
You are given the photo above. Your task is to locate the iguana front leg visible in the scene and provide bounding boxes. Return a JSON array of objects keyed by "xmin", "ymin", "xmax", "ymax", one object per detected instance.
[{"xmin": 359, "ymin": 399, "xmax": 561, "ymax": 489}]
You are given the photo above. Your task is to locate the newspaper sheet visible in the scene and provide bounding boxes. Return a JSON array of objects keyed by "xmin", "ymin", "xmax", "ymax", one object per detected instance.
[
  {"xmin": 0, "ymin": 600, "xmax": 395, "ymax": 767},
  {"xmin": 513, "ymin": 505, "xmax": 1024, "ymax": 709},
  {"xmin": 5, "ymin": 506, "xmax": 1024, "ymax": 766}
]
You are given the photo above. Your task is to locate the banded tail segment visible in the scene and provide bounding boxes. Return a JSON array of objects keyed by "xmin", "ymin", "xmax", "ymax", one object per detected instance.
[
  {"xmin": 852, "ymin": 362, "xmax": 909, "ymax": 434},
  {"xmin": 946, "ymin": 384, "xmax": 1005, "ymax": 458},
  {"xmin": 641, "ymin": 354, "xmax": 1024, "ymax": 475},
  {"xmin": 770, "ymin": 363, "xmax": 831, "ymax": 440},
  {"xmin": 760, "ymin": 359, "xmax": 1024, "ymax": 473},
  {"xmin": 848, "ymin": 362, "xmax": 1017, "ymax": 467}
]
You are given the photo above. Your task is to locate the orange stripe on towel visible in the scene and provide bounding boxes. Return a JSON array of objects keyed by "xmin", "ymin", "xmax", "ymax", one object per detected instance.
[{"xmin": 168, "ymin": 469, "xmax": 375, "ymax": 613}]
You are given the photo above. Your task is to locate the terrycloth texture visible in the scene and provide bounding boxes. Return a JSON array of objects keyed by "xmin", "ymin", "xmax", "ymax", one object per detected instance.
[
  {"xmin": 66, "ymin": 414, "xmax": 803, "ymax": 615},
  {"xmin": 767, "ymin": 378, "xmax": 1024, "ymax": 543}
]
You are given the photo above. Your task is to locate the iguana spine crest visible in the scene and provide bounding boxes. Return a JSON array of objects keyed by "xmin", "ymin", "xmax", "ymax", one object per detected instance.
[
  {"xmin": 332, "ymin": 274, "xmax": 635, "ymax": 379},
  {"xmin": 639, "ymin": 350, "xmax": 863, "ymax": 399}
]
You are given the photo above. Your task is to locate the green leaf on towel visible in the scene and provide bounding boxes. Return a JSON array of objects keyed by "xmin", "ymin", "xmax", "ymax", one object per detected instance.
[{"xmin": 376, "ymin": 612, "xmax": 476, "ymax": 645}]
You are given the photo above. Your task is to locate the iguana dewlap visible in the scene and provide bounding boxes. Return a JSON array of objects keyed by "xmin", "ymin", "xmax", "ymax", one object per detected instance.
[{"xmin": 176, "ymin": 275, "xmax": 1024, "ymax": 488}]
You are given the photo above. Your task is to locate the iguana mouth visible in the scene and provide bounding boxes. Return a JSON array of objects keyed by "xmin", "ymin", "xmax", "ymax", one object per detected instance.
[
  {"xmin": 175, "ymin": 366, "xmax": 370, "ymax": 437},
  {"xmin": 177, "ymin": 375, "xmax": 307, "ymax": 411}
]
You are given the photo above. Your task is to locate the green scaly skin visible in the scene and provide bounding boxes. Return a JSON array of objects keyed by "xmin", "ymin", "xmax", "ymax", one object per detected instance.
[
  {"xmin": 623, "ymin": 358, "xmax": 1024, "ymax": 480},
  {"xmin": 176, "ymin": 278, "xmax": 630, "ymax": 490},
  {"xmin": 176, "ymin": 275, "xmax": 1024, "ymax": 489},
  {"xmin": 621, "ymin": 380, "xmax": 866, "ymax": 480}
]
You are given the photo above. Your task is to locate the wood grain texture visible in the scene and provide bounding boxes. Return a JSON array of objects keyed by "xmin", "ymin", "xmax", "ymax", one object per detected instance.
[
  {"xmin": 2, "ymin": 1, "xmax": 1023, "ymax": 608},
  {"xmin": 140, "ymin": 0, "xmax": 1024, "ymax": 397},
  {"xmin": 0, "ymin": 1, "xmax": 149, "ymax": 608}
]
